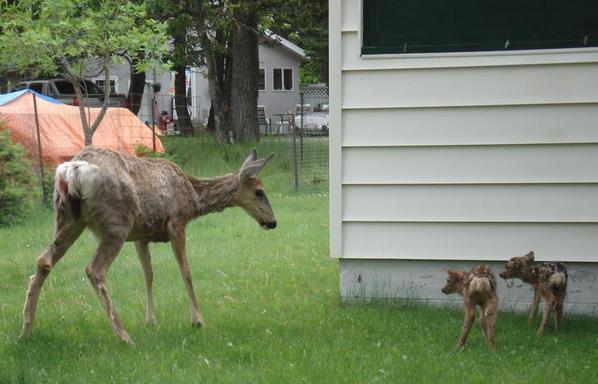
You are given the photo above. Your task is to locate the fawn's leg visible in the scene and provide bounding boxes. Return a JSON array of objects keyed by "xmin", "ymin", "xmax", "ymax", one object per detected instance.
[
  {"xmin": 528, "ymin": 289, "xmax": 541, "ymax": 325},
  {"xmin": 457, "ymin": 299, "xmax": 475, "ymax": 349},
  {"xmin": 555, "ymin": 293, "xmax": 565, "ymax": 332},
  {"xmin": 20, "ymin": 218, "xmax": 84, "ymax": 339},
  {"xmin": 168, "ymin": 223, "xmax": 204, "ymax": 327},
  {"xmin": 86, "ymin": 234, "xmax": 133, "ymax": 344},
  {"xmin": 537, "ymin": 297, "xmax": 555, "ymax": 336},
  {"xmin": 479, "ymin": 307, "xmax": 489, "ymax": 343},
  {"xmin": 484, "ymin": 301, "xmax": 498, "ymax": 351},
  {"xmin": 135, "ymin": 241, "xmax": 156, "ymax": 325}
]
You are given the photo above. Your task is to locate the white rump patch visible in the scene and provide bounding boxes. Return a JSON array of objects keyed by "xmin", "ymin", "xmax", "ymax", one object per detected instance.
[
  {"xmin": 55, "ymin": 160, "xmax": 98, "ymax": 203},
  {"xmin": 467, "ymin": 276, "xmax": 491, "ymax": 295}
]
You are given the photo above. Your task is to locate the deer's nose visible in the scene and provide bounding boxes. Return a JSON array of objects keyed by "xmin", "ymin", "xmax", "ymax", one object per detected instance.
[{"xmin": 267, "ymin": 221, "xmax": 277, "ymax": 229}]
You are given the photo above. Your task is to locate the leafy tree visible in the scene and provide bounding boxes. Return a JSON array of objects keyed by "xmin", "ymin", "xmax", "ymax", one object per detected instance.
[
  {"xmin": 269, "ymin": 0, "xmax": 328, "ymax": 84},
  {"xmin": 147, "ymin": 0, "xmax": 203, "ymax": 135},
  {"xmin": 0, "ymin": 0, "xmax": 169, "ymax": 145}
]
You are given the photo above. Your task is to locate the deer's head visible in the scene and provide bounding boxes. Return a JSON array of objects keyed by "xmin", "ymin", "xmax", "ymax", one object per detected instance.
[
  {"xmin": 499, "ymin": 251, "xmax": 534, "ymax": 279},
  {"xmin": 236, "ymin": 148, "xmax": 277, "ymax": 230},
  {"xmin": 441, "ymin": 269, "xmax": 466, "ymax": 295}
]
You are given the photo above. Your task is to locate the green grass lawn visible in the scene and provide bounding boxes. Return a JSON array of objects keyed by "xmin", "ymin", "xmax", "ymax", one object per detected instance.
[{"xmin": 1, "ymin": 136, "xmax": 597, "ymax": 383}]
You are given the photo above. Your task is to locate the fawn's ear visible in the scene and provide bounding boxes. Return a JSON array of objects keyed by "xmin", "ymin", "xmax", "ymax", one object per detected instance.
[
  {"xmin": 447, "ymin": 269, "xmax": 465, "ymax": 279},
  {"xmin": 525, "ymin": 251, "xmax": 535, "ymax": 262},
  {"xmin": 240, "ymin": 153, "xmax": 274, "ymax": 181}
]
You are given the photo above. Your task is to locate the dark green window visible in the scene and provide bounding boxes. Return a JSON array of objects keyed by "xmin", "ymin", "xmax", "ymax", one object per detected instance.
[{"xmin": 362, "ymin": 0, "xmax": 598, "ymax": 55}]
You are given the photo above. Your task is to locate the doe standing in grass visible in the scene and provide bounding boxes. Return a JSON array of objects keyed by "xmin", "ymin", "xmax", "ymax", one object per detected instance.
[{"xmin": 20, "ymin": 147, "xmax": 276, "ymax": 344}]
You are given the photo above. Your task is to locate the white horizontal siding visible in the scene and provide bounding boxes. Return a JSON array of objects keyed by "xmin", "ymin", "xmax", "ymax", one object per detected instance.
[
  {"xmin": 331, "ymin": 0, "xmax": 598, "ymax": 264},
  {"xmin": 343, "ymin": 184, "xmax": 598, "ymax": 222},
  {"xmin": 343, "ymin": 144, "xmax": 598, "ymax": 184},
  {"xmin": 342, "ymin": 104, "xmax": 598, "ymax": 147},
  {"xmin": 343, "ymin": 222, "xmax": 598, "ymax": 262},
  {"xmin": 342, "ymin": 63, "xmax": 598, "ymax": 109}
]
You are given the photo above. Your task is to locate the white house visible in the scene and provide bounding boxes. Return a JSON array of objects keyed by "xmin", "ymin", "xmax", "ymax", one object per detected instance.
[
  {"xmin": 93, "ymin": 34, "xmax": 306, "ymax": 128},
  {"xmin": 330, "ymin": 0, "xmax": 598, "ymax": 313}
]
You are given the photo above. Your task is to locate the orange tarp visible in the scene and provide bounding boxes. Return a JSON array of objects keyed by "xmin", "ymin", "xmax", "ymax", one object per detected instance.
[{"xmin": 0, "ymin": 91, "xmax": 163, "ymax": 164}]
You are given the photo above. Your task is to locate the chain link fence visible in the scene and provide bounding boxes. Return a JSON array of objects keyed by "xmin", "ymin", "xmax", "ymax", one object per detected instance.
[{"xmin": 259, "ymin": 85, "xmax": 329, "ymax": 192}]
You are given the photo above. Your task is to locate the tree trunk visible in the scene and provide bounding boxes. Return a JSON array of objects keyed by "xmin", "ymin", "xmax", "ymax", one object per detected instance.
[
  {"xmin": 229, "ymin": 7, "xmax": 259, "ymax": 142},
  {"xmin": 174, "ymin": 63, "xmax": 192, "ymax": 135},
  {"xmin": 127, "ymin": 58, "xmax": 146, "ymax": 115},
  {"xmin": 201, "ymin": 32, "xmax": 232, "ymax": 144}
]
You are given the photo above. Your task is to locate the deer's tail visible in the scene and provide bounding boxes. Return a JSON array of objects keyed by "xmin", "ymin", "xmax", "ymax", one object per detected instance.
[
  {"xmin": 55, "ymin": 160, "xmax": 98, "ymax": 218},
  {"xmin": 467, "ymin": 276, "xmax": 492, "ymax": 296},
  {"xmin": 548, "ymin": 272, "xmax": 567, "ymax": 294}
]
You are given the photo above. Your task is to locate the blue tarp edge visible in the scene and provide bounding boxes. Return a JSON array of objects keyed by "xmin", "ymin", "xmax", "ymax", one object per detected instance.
[{"xmin": 0, "ymin": 89, "xmax": 64, "ymax": 106}]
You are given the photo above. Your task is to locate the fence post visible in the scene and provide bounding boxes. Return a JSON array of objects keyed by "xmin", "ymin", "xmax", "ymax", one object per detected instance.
[
  {"xmin": 300, "ymin": 91, "xmax": 304, "ymax": 161},
  {"xmin": 32, "ymin": 94, "xmax": 48, "ymax": 205},
  {"xmin": 151, "ymin": 95, "xmax": 156, "ymax": 152},
  {"xmin": 291, "ymin": 114, "xmax": 299, "ymax": 191}
]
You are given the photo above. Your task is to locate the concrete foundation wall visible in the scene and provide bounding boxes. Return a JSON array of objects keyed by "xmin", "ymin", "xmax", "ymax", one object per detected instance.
[{"xmin": 339, "ymin": 259, "xmax": 598, "ymax": 314}]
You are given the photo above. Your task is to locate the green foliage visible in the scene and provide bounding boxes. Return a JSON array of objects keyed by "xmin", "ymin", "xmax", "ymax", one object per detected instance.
[
  {"xmin": 0, "ymin": 0, "xmax": 170, "ymax": 78},
  {"xmin": 0, "ymin": 129, "xmax": 35, "ymax": 226},
  {"xmin": 268, "ymin": 0, "xmax": 328, "ymax": 84}
]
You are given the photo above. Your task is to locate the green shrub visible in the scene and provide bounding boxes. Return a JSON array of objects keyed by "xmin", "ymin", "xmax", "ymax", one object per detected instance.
[{"xmin": 0, "ymin": 128, "xmax": 35, "ymax": 226}]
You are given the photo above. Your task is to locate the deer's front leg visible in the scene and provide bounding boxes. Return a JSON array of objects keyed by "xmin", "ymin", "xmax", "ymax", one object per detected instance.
[
  {"xmin": 135, "ymin": 241, "xmax": 156, "ymax": 325},
  {"xmin": 168, "ymin": 223, "xmax": 205, "ymax": 327}
]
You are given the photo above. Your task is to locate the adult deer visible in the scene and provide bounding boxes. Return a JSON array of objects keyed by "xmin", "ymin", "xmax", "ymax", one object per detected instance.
[{"xmin": 20, "ymin": 147, "xmax": 276, "ymax": 344}]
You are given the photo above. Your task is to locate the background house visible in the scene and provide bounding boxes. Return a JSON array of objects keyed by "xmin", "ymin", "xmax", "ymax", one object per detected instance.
[
  {"xmin": 330, "ymin": 0, "xmax": 598, "ymax": 313},
  {"xmin": 93, "ymin": 34, "xmax": 306, "ymax": 129}
]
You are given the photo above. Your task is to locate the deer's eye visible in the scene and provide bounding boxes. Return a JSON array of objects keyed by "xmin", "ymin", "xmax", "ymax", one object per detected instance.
[{"xmin": 255, "ymin": 190, "xmax": 264, "ymax": 198}]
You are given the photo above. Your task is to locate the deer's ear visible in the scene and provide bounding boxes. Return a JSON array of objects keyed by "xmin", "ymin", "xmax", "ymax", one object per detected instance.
[
  {"xmin": 525, "ymin": 251, "xmax": 535, "ymax": 262},
  {"xmin": 240, "ymin": 153, "xmax": 274, "ymax": 181},
  {"xmin": 447, "ymin": 269, "xmax": 464, "ymax": 279},
  {"xmin": 241, "ymin": 148, "xmax": 258, "ymax": 169}
]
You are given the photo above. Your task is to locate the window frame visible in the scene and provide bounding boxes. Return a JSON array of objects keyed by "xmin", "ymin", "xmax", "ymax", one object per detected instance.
[
  {"xmin": 258, "ymin": 68, "xmax": 266, "ymax": 91},
  {"xmin": 272, "ymin": 68, "xmax": 294, "ymax": 92},
  {"xmin": 92, "ymin": 76, "xmax": 119, "ymax": 94}
]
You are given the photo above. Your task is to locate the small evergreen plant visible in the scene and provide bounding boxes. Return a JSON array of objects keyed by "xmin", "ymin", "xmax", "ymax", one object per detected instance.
[{"xmin": 0, "ymin": 128, "xmax": 34, "ymax": 226}]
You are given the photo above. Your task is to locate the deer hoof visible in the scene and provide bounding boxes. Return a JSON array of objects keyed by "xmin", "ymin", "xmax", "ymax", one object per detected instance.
[
  {"xmin": 19, "ymin": 328, "xmax": 32, "ymax": 340},
  {"xmin": 121, "ymin": 335, "xmax": 135, "ymax": 346}
]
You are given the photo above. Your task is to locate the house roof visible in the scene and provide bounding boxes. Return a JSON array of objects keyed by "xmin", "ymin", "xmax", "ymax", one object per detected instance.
[{"xmin": 265, "ymin": 31, "xmax": 307, "ymax": 61}]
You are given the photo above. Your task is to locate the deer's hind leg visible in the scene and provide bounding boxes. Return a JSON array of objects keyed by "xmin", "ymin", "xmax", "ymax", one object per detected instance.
[
  {"xmin": 20, "ymin": 215, "xmax": 84, "ymax": 339},
  {"xmin": 537, "ymin": 295, "xmax": 556, "ymax": 336},
  {"xmin": 85, "ymin": 232, "xmax": 132, "ymax": 344},
  {"xmin": 457, "ymin": 297, "xmax": 475, "ymax": 349},
  {"xmin": 135, "ymin": 241, "xmax": 156, "ymax": 325}
]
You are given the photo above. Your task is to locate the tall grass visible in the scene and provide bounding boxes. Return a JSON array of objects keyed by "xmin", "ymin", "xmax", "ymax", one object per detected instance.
[{"xmin": 1, "ymin": 136, "xmax": 597, "ymax": 383}]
